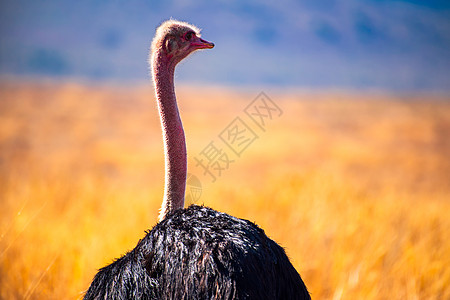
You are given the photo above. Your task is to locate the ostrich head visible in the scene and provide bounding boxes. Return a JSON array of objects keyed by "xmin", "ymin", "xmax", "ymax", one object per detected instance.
[{"xmin": 151, "ymin": 20, "xmax": 214, "ymax": 69}]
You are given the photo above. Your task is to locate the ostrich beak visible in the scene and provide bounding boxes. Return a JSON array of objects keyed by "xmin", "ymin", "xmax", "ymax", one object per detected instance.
[{"xmin": 192, "ymin": 37, "xmax": 214, "ymax": 49}]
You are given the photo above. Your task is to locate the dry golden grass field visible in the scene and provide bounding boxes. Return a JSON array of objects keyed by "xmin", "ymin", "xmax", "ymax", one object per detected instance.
[{"xmin": 0, "ymin": 80, "xmax": 449, "ymax": 299}]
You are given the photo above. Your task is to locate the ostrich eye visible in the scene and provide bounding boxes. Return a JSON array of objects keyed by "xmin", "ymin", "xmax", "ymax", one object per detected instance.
[{"xmin": 185, "ymin": 32, "xmax": 194, "ymax": 41}]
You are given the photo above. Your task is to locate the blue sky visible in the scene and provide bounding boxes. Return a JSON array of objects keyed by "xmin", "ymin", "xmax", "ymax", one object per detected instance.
[{"xmin": 0, "ymin": 0, "xmax": 449, "ymax": 91}]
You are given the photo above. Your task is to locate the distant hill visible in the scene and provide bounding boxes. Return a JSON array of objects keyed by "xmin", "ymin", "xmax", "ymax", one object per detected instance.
[{"xmin": 1, "ymin": 0, "xmax": 449, "ymax": 91}]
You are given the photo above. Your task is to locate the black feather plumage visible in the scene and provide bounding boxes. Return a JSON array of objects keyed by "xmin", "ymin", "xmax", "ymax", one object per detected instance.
[{"xmin": 84, "ymin": 205, "xmax": 310, "ymax": 299}]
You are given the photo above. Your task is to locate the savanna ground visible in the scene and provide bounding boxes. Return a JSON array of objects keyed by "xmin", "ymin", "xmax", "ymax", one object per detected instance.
[{"xmin": 0, "ymin": 80, "xmax": 449, "ymax": 299}]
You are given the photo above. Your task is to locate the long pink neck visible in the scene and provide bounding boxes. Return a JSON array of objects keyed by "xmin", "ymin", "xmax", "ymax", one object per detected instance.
[{"xmin": 152, "ymin": 51, "xmax": 187, "ymax": 221}]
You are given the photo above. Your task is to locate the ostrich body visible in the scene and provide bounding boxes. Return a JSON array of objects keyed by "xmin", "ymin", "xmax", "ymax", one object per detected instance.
[{"xmin": 84, "ymin": 20, "xmax": 310, "ymax": 299}]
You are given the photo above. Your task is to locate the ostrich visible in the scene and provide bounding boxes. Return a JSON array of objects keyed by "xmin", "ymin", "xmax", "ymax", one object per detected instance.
[{"xmin": 84, "ymin": 20, "xmax": 310, "ymax": 300}]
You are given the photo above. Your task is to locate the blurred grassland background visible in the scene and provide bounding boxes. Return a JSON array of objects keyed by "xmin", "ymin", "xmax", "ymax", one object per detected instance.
[{"xmin": 0, "ymin": 81, "xmax": 449, "ymax": 299}]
